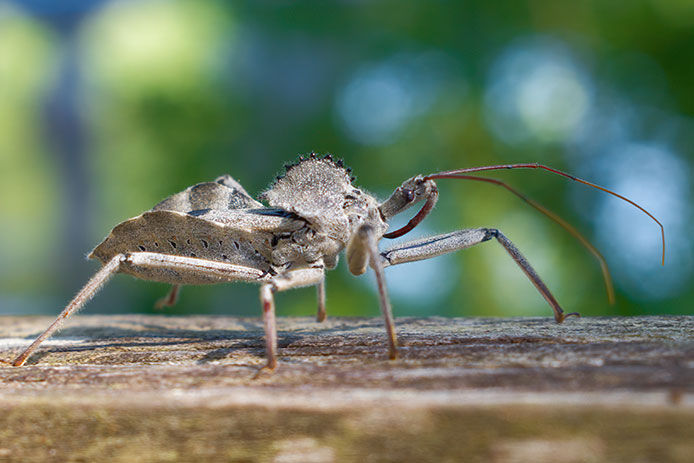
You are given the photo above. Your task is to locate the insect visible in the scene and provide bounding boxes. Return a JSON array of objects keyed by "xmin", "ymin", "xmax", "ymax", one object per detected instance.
[{"xmin": 9, "ymin": 154, "xmax": 664, "ymax": 372}]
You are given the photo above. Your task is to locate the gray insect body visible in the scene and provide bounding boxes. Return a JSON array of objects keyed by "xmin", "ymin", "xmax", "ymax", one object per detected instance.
[
  {"xmin": 10, "ymin": 154, "xmax": 663, "ymax": 373},
  {"xmin": 92, "ymin": 164, "xmax": 365, "ymax": 283},
  {"xmin": 92, "ymin": 209, "xmax": 284, "ymax": 284}
]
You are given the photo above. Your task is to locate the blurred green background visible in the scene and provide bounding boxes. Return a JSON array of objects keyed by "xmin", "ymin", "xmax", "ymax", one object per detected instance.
[{"xmin": 1, "ymin": 0, "xmax": 692, "ymax": 320}]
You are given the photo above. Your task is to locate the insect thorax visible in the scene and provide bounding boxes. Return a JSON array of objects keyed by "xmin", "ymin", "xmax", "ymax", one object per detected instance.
[{"xmin": 261, "ymin": 156, "xmax": 387, "ymax": 244}]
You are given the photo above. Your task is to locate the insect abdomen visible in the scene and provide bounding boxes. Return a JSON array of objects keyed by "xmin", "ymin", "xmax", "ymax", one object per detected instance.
[{"xmin": 90, "ymin": 211, "xmax": 272, "ymax": 283}]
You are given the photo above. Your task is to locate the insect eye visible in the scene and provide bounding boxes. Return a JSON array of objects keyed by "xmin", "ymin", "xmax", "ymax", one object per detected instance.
[{"xmin": 403, "ymin": 189, "xmax": 415, "ymax": 202}]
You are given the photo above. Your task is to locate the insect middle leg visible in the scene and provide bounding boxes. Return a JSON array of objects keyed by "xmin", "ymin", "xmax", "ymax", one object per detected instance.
[
  {"xmin": 258, "ymin": 267, "xmax": 325, "ymax": 375},
  {"xmin": 12, "ymin": 254, "xmax": 126, "ymax": 366},
  {"xmin": 380, "ymin": 228, "xmax": 579, "ymax": 323}
]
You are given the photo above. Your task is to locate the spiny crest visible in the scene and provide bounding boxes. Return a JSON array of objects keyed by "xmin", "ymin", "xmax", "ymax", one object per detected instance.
[
  {"xmin": 273, "ymin": 152, "xmax": 354, "ymax": 184},
  {"xmin": 260, "ymin": 153, "xmax": 356, "ymax": 234}
]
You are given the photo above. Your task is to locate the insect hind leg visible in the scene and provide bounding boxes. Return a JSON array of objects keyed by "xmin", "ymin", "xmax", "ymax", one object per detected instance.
[
  {"xmin": 11, "ymin": 254, "xmax": 126, "ymax": 367},
  {"xmin": 13, "ymin": 252, "xmax": 270, "ymax": 367},
  {"xmin": 154, "ymin": 284, "xmax": 181, "ymax": 309},
  {"xmin": 316, "ymin": 278, "xmax": 327, "ymax": 322},
  {"xmin": 255, "ymin": 267, "xmax": 325, "ymax": 378}
]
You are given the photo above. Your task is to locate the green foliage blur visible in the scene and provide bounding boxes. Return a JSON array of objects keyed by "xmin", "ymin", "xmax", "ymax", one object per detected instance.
[{"xmin": 1, "ymin": 0, "xmax": 692, "ymax": 319}]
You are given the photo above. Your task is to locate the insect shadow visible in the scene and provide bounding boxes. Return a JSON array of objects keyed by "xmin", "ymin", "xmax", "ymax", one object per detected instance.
[{"xmin": 13, "ymin": 318, "xmax": 383, "ymax": 366}]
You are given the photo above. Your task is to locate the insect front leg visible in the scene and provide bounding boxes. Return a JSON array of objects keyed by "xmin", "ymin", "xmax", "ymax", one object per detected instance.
[
  {"xmin": 256, "ymin": 267, "xmax": 325, "ymax": 376},
  {"xmin": 379, "ymin": 176, "xmax": 438, "ymax": 239},
  {"xmin": 11, "ymin": 254, "xmax": 126, "ymax": 367},
  {"xmin": 380, "ymin": 228, "xmax": 579, "ymax": 323},
  {"xmin": 347, "ymin": 224, "xmax": 398, "ymax": 360}
]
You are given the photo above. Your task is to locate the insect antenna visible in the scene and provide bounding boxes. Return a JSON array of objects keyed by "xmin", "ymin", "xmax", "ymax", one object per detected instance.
[{"xmin": 425, "ymin": 163, "xmax": 665, "ymax": 266}]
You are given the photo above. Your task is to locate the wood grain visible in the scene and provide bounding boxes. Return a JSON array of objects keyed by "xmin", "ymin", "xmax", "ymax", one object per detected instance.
[{"xmin": 1, "ymin": 315, "xmax": 692, "ymax": 462}]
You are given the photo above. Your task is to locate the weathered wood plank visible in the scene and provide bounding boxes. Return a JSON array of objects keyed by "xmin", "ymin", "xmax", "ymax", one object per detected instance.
[{"xmin": 0, "ymin": 315, "xmax": 692, "ymax": 462}]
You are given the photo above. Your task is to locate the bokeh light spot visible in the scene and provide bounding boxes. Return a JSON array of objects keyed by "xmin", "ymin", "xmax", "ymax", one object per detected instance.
[
  {"xmin": 0, "ymin": 3, "xmax": 60, "ymax": 288},
  {"xmin": 485, "ymin": 37, "xmax": 592, "ymax": 146},
  {"xmin": 337, "ymin": 71, "xmax": 412, "ymax": 146},
  {"xmin": 81, "ymin": 0, "xmax": 232, "ymax": 96},
  {"xmin": 336, "ymin": 52, "xmax": 460, "ymax": 146},
  {"xmin": 516, "ymin": 63, "xmax": 589, "ymax": 141}
]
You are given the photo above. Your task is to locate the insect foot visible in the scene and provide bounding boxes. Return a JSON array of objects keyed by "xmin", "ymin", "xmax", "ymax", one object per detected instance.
[
  {"xmin": 555, "ymin": 311, "xmax": 581, "ymax": 324},
  {"xmin": 253, "ymin": 362, "xmax": 278, "ymax": 380},
  {"xmin": 9, "ymin": 156, "xmax": 663, "ymax": 371}
]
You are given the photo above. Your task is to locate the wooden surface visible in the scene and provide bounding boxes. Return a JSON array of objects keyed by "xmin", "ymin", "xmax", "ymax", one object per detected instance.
[{"xmin": 0, "ymin": 315, "xmax": 692, "ymax": 462}]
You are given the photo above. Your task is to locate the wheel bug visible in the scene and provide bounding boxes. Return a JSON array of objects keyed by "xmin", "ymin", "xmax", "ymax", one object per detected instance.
[{"xmin": 8, "ymin": 154, "xmax": 664, "ymax": 373}]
